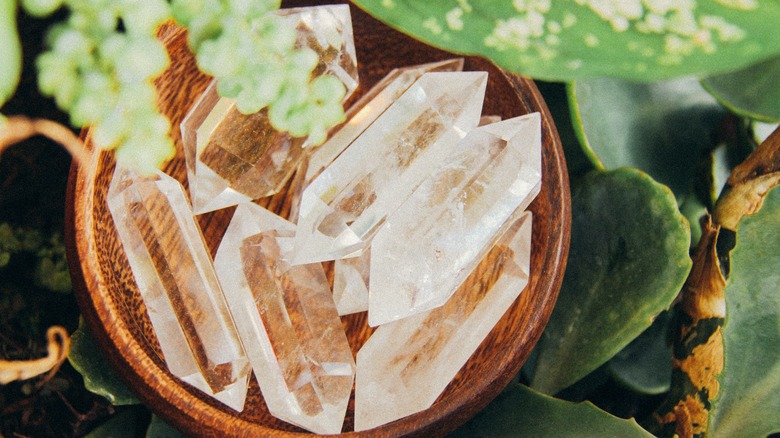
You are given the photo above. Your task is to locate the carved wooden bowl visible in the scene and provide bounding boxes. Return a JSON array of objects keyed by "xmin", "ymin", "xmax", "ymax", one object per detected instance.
[{"xmin": 65, "ymin": 1, "xmax": 570, "ymax": 436}]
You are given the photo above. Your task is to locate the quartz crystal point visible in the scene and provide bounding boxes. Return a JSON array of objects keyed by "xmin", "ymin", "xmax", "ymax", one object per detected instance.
[
  {"xmin": 328, "ymin": 113, "xmax": 504, "ymax": 315},
  {"xmin": 180, "ymin": 4, "xmax": 358, "ymax": 214},
  {"xmin": 288, "ymin": 59, "xmax": 465, "ymax": 223},
  {"xmin": 355, "ymin": 212, "xmax": 533, "ymax": 431},
  {"xmin": 213, "ymin": 203, "xmax": 354, "ymax": 434},
  {"xmin": 292, "ymin": 71, "xmax": 488, "ymax": 264},
  {"xmin": 333, "ymin": 248, "xmax": 370, "ymax": 315},
  {"xmin": 106, "ymin": 166, "xmax": 250, "ymax": 411},
  {"xmin": 368, "ymin": 114, "xmax": 542, "ymax": 326}
]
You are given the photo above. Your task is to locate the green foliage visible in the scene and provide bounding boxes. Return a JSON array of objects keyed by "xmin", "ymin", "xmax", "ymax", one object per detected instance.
[
  {"xmin": 702, "ymin": 55, "xmax": 780, "ymax": 122},
  {"xmin": 0, "ymin": 0, "xmax": 21, "ymax": 126},
  {"xmin": 530, "ymin": 168, "xmax": 691, "ymax": 395},
  {"xmin": 607, "ymin": 310, "xmax": 673, "ymax": 395},
  {"xmin": 171, "ymin": 0, "xmax": 346, "ymax": 146},
  {"xmin": 146, "ymin": 414, "xmax": 186, "ymax": 438},
  {"xmin": 569, "ymin": 77, "xmax": 727, "ymax": 200},
  {"xmin": 68, "ymin": 319, "xmax": 140, "ymax": 406},
  {"xmin": 452, "ymin": 384, "xmax": 653, "ymax": 437},
  {"xmin": 84, "ymin": 406, "xmax": 144, "ymax": 438},
  {"xmin": 352, "ymin": 0, "xmax": 780, "ymax": 82},
  {"xmin": 29, "ymin": 0, "xmax": 174, "ymax": 174},
  {"xmin": 0, "ymin": 222, "xmax": 71, "ymax": 293},
  {"xmin": 709, "ymin": 186, "xmax": 780, "ymax": 437},
  {"xmin": 1, "ymin": 0, "xmax": 349, "ymax": 174}
]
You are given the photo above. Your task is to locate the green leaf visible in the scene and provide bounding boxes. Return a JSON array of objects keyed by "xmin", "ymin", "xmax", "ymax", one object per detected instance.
[
  {"xmin": 535, "ymin": 81, "xmax": 595, "ymax": 181},
  {"xmin": 753, "ymin": 121, "xmax": 778, "ymax": 143},
  {"xmin": 451, "ymin": 384, "xmax": 653, "ymax": 437},
  {"xmin": 0, "ymin": 0, "xmax": 22, "ymax": 111},
  {"xmin": 68, "ymin": 319, "xmax": 140, "ymax": 406},
  {"xmin": 352, "ymin": 1, "xmax": 780, "ymax": 82},
  {"xmin": 530, "ymin": 168, "xmax": 691, "ymax": 395},
  {"xmin": 702, "ymin": 55, "xmax": 780, "ymax": 123},
  {"xmin": 607, "ymin": 310, "xmax": 673, "ymax": 395},
  {"xmin": 146, "ymin": 414, "xmax": 186, "ymax": 438},
  {"xmin": 709, "ymin": 186, "xmax": 780, "ymax": 437},
  {"xmin": 569, "ymin": 77, "xmax": 727, "ymax": 199},
  {"xmin": 85, "ymin": 407, "xmax": 144, "ymax": 438}
]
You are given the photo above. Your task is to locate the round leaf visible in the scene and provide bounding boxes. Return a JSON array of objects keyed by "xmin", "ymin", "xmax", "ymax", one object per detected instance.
[
  {"xmin": 607, "ymin": 310, "xmax": 673, "ymax": 395},
  {"xmin": 709, "ymin": 186, "xmax": 780, "ymax": 437},
  {"xmin": 569, "ymin": 77, "xmax": 728, "ymax": 199},
  {"xmin": 352, "ymin": 1, "xmax": 780, "ymax": 82},
  {"xmin": 702, "ymin": 55, "xmax": 780, "ymax": 123},
  {"xmin": 451, "ymin": 384, "xmax": 653, "ymax": 437},
  {"xmin": 530, "ymin": 168, "xmax": 691, "ymax": 395},
  {"xmin": 68, "ymin": 319, "xmax": 140, "ymax": 406}
]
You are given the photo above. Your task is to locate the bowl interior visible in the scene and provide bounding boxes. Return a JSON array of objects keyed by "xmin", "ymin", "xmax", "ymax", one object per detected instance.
[{"xmin": 66, "ymin": 2, "xmax": 570, "ymax": 436}]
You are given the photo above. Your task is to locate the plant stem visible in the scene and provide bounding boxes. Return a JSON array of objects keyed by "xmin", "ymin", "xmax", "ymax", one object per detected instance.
[{"xmin": 0, "ymin": 116, "xmax": 89, "ymax": 165}]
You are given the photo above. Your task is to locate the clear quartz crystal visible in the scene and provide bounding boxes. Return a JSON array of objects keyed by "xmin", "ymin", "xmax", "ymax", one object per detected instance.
[
  {"xmin": 106, "ymin": 166, "xmax": 250, "ymax": 411},
  {"xmin": 180, "ymin": 4, "xmax": 358, "ymax": 214},
  {"xmin": 327, "ymin": 112, "xmax": 504, "ymax": 314},
  {"xmin": 292, "ymin": 71, "xmax": 488, "ymax": 264},
  {"xmin": 333, "ymin": 248, "xmax": 370, "ymax": 315},
  {"xmin": 355, "ymin": 212, "xmax": 533, "ymax": 431},
  {"xmin": 288, "ymin": 58, "xmax": 464, "ymax": 222},
  {"xmin": 213, "ymin": 203, "xmax": 354, "ymax": 434},
  {"xmin": 368, "ymin": 114, "xmax": 542, "ymax": 326}
]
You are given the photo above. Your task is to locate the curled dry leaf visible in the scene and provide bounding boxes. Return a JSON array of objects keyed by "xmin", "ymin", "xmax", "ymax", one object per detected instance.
[
  {"xmin": 0, "ymin": 326, "xmax": 71, "ymax": 384},
  {"xmin": 714, "ymin": 125, "xmax": 780, "ymax": 230},
  {"xmin": 653, "ymin": 216, "xmax": 725, "ymax": 438}
]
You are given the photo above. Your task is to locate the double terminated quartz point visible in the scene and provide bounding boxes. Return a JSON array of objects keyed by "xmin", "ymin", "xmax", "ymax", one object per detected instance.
[
  {"xmin": 355, "ymin": 212, "xmax": 533, "ymax": 431},
  {"xmin": 214, "ymin": 203, "xmax": 354, "ymax": 435},
  {"xmin": 369, "ymin": 113, "xmax": 542, "ymax": 325},
  {"xmin": 106, "ymin": 167, "xmax": 250, "ymax": 411},
  {"xmin": 180, "ymin": 4, "xmax": 358, "ymax": 214},
  {"xmin": 292, "ymin": 71, "xmax": 488, "ymax": 264}
]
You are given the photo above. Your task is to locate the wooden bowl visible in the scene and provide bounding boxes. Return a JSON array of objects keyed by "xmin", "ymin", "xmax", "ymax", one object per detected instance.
[{"xmin": 65, "ymin": 2, "xmax": 571, "ymax": 436}]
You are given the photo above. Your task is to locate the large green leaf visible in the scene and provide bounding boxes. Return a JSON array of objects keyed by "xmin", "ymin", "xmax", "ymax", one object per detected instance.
[
  {"xmin": 146, "ymin": 414, "xmax": 186, "ymax": 438},
  {"xmin": 569, "ymin": 77, "xmax": 727, "ymax": 199},
  {"xmin": 702, "ymin": 55, "xmax": 780, "ymax": 123},
  {"xmin": 85, "ymin": 407, "xmax": 145, "ymax": 438},
  {"xmin": 709, "ymin": 186, "xmax": 780, "ymax": 437},
  {"xmin": 530, "ymin": 168, "xmax": 691, "ymax": 395},
  {"xmin": 607, "ymin": 310, "xmax": 673, "ymax": 395},
  {"xmin": 451, "ymin": 384, "xmax": 653, "ymax": 437},
  {"xmin": 68, "ymin": 319, "xmax": 139, "ymax": 406},
  {"xmin": 352, "ymin": 1, "xmax": 780, "ymax": 82},
  {"xmin": 535, "ymin": 81, "xmax": 595, "ymax": 181}
]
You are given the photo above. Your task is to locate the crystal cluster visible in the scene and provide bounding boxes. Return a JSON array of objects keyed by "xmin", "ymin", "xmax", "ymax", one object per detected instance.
[
  {"xmin": 368, "ymin": 113, "xmax": 542, "ymax": 326},
  {"xmin": 292, "ymin": 71, "xmax": 488, "ymax": 264},
  {"xmin": 106, "ymin": 167, "xmax": 250, "ymax": 412},
  {"xmin": 107, "ymin": 5, "xmax": 543, "ymax": 431},
  {"xmin": 180, "ymin": 4, "xmax": 358, "ymax": 214}
]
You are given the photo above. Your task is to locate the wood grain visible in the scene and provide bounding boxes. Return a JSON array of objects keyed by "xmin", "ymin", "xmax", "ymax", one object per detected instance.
[{"xmin": 65, "ymin": 2, "xmax": 571, "ymax": 436}]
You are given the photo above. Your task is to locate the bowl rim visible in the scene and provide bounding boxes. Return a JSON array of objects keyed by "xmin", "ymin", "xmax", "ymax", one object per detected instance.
[{"xmin": 64, "ymin": 14, "xmax": 571, "ymax": 438}]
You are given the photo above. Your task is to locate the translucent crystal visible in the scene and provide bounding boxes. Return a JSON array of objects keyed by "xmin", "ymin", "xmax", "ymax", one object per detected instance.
[
  {"xmin": 333, "ymin": 248, "xmax": 370, "ymax": 315},
  {"xmin": 354, "ymin": 212, "xmax": 533, "ymax": 431},
  {"xmin": 288, "ymin": 59, "xmax": 464, "ymax": 222},
  {"xmin": 327, "ymin": 112, "xmax": 504, "ymax": 314},
  {"xmin": 180, "ymin": 5, "xmax": 358, "ymax": 214},
  {"xmin": 368, "ymin": 114, "xmax": 542, "ymax": 326},
  {"xmin": 106, "ymin": 166, "xmax": 250, "ymax": 411},
  {"xmin": 213, "ymin": 203, "xmax": 354, "ymax": 434},
  {"xmin": 292, "ymin": 71, "xmax": 488, "ymax": 264}
]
